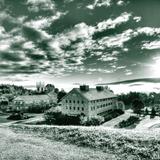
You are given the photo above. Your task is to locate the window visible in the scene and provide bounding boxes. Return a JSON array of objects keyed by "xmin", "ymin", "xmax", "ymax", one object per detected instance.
[
  {"xmin": 77, "ymin": 100, "xmax": 79, "ymax": 104},
  {"xmin": 73, "ymin": 100, "xmax": 75, "ymax": 103},
  {"xmin": 82, "ymin": 107, "xmax": 84, "ymax": 111},
  {"xmin": 66, "ymin": 100, "xmax": 68, "ymax": 103},
  {"xmin": 69, "ymin": 106, "xmax": 72, "ymax": 110},
  {"xmin": 82, "ymin": 100, "xmax": 84, "ymax": 104},
  {"xmin": 77, "ymin": 107, "xmax": 79, "ymax": 110},
  {"xmin": 73, "ymin": 107, "xmax": 75, "ymax": 110},
  {"xmin": 69, "ymin": 100, "xmax": 71, "ymax": 103},
  {"xmin": 66, "ymin": 106, "xmax": 68, "ymax": 109}
]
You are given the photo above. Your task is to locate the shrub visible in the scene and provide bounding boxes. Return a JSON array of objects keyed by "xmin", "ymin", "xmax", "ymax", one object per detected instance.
[
  {"xmin": 27, "ymin": 103, "xmax": 52, "ymax": 113},
  {"xmin": 7, "ymin": 111, "xmax": 29, "ymax": 120},
  {"xmin": 80, "ymin": 115, "xmax": 104, "ymax": 126},
  {"xmin": 150, "ymin": 107, "xmax": 156, "ymax": 119},
  {"xmin": 117, "ymin": 116, "xmax": 139, "ymax": 128},
  {"xmin": 44, "ymin": 108, "xmax": 81, "ymax": 125}
]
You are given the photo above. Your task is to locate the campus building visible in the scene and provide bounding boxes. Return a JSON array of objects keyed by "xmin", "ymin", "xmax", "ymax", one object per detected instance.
[{"xmin": 61, "ymin": 85, "xmax": 118, "ymax": 117}]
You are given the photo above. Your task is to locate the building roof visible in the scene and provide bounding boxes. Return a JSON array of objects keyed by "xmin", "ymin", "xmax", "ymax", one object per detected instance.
[
  {"xmin": 72, "ymin": 88, "xmax": 116, "ymax": 101},
  {"xmin": 14, "ymin": 94, "xmax": 56, "ymax": 103}
]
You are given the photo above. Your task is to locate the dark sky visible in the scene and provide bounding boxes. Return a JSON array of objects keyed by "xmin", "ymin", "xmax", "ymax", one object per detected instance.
[{"xmin": 0, "ymin": 0, "xmax": 160, "ymax": 92}]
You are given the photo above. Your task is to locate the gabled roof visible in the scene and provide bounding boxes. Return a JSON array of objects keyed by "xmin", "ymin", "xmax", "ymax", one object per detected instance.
[
  {"xmin": 62, "ymin": 88, "xmax": 116, "ymax": 101},
  {"xmin": 75, "ymin": 88, "xmax": 116, "ymax": 101}
]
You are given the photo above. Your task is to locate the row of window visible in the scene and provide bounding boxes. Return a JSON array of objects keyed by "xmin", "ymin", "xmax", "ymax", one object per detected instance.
[
  {"xmin": 90, "ymin": 98, "xmax": 115, "ymax": 103},
  {"xmin": 66, "ymin": 106, "xmax": 84, "ymax": 111},
  {"xmin": 65, "ymin": 98, "xmax": 115, "ymax": 104},
  {"xmin": 65, "ymin": 100, "xmax": 84, "ymax": 104},
  {"xmin": 91, "ymin": 102, "xmax": 113, "ymax": 111}
]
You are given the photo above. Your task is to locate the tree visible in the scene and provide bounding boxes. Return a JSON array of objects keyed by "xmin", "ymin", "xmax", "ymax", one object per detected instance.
[
  {"xmin": 132, "ymin": 99, "xmax": 144, "ymax": 115},
  {"xmin": 150, "ymin": 107, "xmax": 156, "ymax": 119},
  {"xmin": 45, "ymin": 84, "xmax": 55, "ymax": 93},
  {"xmin": 144, "ymin": 107, "xmax": 149, "ymax": 116},
  {"xmin": 57, "ymin": 89, "xmax": 67, "ymax": 102}
]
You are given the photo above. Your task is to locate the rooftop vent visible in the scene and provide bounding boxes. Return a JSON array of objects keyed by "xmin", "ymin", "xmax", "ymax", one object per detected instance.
[
  {"xmin": 80, "ymin": 85, "xmax": 89, "ymax": 91},
  {"xmin": 96, "ymin": 86, "xmax": 104, "ymax": 91}
]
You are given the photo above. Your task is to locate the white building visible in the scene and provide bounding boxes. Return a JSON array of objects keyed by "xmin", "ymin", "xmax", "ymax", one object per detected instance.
[
  {"xmin": 13, "ymin": 94, "xmax": 57, "ymax": 111},
  {"xmin": 61, "ymin": 85, "xmax": 118, "ymax": 117}
]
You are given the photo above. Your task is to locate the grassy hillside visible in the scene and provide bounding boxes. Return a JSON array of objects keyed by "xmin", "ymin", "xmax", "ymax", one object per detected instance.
[
  {"xmin": 0, "ymin": 127, "xmax": 115, "ymax": 160},
  {"xmin": 10, "ymin": 124, "xmax": 160, "ymax": 160}
]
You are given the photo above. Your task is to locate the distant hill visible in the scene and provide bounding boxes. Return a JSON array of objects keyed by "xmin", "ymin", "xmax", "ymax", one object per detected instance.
[
  {"xmin": 98, "ymin": 78, "xmax": 160, "ymax": 85},
  {"xmin": 0, "ymin": 84, "xmax": 34, "ymax": 96}
]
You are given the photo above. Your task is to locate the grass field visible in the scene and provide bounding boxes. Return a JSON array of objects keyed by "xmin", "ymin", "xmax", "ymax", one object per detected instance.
[
  {"xmin": 0, "ymin": 115, "xmax": 11, "ymax": 123},
  {"xmin": 10, "ymin": 124, "xmax": 160, "ymax": 160},
  {"xmin": 0, "ymin": 126, "xmax": 116, "ymax": 160}
]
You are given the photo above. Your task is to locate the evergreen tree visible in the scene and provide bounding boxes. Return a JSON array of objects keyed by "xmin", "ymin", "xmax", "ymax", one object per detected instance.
[{"xmin": 150, "ymin": 107, "xmax": 156, "ymax": 119}]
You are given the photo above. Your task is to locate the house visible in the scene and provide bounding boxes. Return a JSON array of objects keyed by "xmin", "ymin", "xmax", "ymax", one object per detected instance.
[
  {"xmin": 13, "ymin": 94, "xmax": 57, "ymax": 111},
  {"xmin": 60, "ymin": 85, "xmax": 118, "ymax": 117}
]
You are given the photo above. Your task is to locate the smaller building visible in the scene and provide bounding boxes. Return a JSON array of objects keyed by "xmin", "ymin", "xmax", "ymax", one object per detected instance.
[
  {"xmin": 13, "ymin": 94, "xmax": 57, "ymax": 111},
  {"xmin": 61, "ymin": 85, "xmax": 118, "ymax": 117}
]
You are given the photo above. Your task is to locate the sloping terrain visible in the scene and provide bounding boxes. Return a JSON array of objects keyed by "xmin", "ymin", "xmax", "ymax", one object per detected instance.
[
  {"xmin": 0, "ymin": 126, "xmax": 116, "ymax": 160},
  {"xmin": 10, "ymin": 124, "xmax": 160, "ymax": 160}
]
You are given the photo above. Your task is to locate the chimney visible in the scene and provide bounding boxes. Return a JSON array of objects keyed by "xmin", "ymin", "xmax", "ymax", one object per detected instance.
[
  {"xmin": 80, "ymin": 85, "xmax": 89, "ymax": 91},
  {"xmin": 96, "ymin": 86, "xmax": 104, "ymax": 91}
]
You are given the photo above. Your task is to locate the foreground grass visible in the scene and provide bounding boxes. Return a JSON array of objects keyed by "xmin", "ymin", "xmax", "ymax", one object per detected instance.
[
  {"xmin": 10, "ymin": 124, "xmax": 160, "ymax": 160},
  {"xmin": 0, "ymin": 126, "xmax": 116, "ymax": 160}
]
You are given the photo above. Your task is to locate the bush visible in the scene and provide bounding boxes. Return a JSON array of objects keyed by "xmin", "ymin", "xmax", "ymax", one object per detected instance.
[
  {"xmin": 80, "ymin": 115, "xmax": 104, "ymax": 126},
  {"xmin": 150, "ymin": 107, "xmax": 156, "ymax": 119},
  {"xmin": 117, "ymin": 116, "xmax": 139, "ymax": 128},
  {"xmin": 44, "ymin": 108, "xmax": 81, "ymax": 125},
  {"xmin": 7, "ymin": 111, "xmax": 29, "ymax": 120},
  {"xmin": 27, "ymin": 103, "xmax": 52, "ymax": 113}
]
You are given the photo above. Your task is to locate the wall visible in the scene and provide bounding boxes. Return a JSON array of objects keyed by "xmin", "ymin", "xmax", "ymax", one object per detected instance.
[{"xmin": 61, "ymin": 89, "xmax": 89, "ymax": 116}]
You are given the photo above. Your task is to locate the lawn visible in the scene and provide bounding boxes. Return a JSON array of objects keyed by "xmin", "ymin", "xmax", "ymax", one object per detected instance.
[
  {"xmin": 10, "ymin": 124, "xmax": 160, "ymax": 160},
  {"xmin": 0, "ymin": 115, "xmax": 12, "ymax": 123},
  {"xmin": 0, "ymin": 127, "xmax": 115, "ymax": 160}
]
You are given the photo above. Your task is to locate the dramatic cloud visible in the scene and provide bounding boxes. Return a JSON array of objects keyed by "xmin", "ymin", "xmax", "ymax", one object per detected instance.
[{"xmin": 0, "ymin": 0, "xmax": 160, "ymax": 92}]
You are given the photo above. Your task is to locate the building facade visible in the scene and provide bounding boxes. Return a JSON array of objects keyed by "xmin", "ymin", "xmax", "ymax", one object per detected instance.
[
  {"xmin": 13, "ymin": 94, "xmax": 57, "ymax": 111},
  {"xmin": 61, "ymin": 85, "xmax": 118, "ymax": 117}
]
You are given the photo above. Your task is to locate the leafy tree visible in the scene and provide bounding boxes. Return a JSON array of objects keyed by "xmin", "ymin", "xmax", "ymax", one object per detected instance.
[
  {"xmin": 57, "ymin": 89, "xmax": 67, "ymax": 102},
  {"xmin": 45, "ymin": 84, "xmax": 55, "ymax": 93},
  {"xmin": 132, "ymin": 99, "xmax": 144, "ymax": 115}
]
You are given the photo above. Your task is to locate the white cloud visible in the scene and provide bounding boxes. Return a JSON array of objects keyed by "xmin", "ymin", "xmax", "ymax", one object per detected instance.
[
  {"xmin": 125, "ymin": 69, "xmax": 133, "ymax": 75},
  {"xmin": 0, "ymin": 42, "xmax": 10, "ymax": 51},
  {"xmin": 98, "ymin": 54, "xmax": 118, "ymax": 62},
  {"xmin": 25, "ymin": 12, "xmax": 67, "ymax": 29},
  {"xmin": 86, "ymin": 0, "xmax": 111, "ymax": 10},
  {"xmin": 117, "ymin": 0, "xmax": 125, "ymax": 6},
  {"xmin": 133, "ymin": 16, "xmax": 141, "ymax": 22},
  {"xmin": 98, "ymin": 29, "xmax": 133, "ymax": 48},
  {"xmin": 117, "ymin": 66, "xmax": 126, "ymax": 69},
  {"xmin": 97, "ymin": 12, "xmax": 131, "ymax": 32},
  {"xmin": 136, "ymin": 27, "xmax": 160, "ymax": 36},
  {"xmin": 27, "ymin": 0, "xmax": 55, "ymax": 12},
  {"xmin": 142, "ymin": 41, "xmax": 160, "ymax": 50}
]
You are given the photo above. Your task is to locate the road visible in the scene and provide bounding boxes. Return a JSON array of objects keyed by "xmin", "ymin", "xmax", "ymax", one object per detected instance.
[
  {"xmin": 102, "ymin": 110, "xmax": 134, "ymax": 128},
  {"xmin": 0, "ymin": 125, "xmax": 116, "ymax": 160}
]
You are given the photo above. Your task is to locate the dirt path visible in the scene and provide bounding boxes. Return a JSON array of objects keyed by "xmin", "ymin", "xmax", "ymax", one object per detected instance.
[{"xmin": 0, "ymin": 126, "xmax": 116, "ymax": 160}]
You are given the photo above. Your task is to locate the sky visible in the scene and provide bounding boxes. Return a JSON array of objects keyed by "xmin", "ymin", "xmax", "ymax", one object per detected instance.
[{"xmin": 0, "ymin": 0, "xmax": 160, "ymax": 93}]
